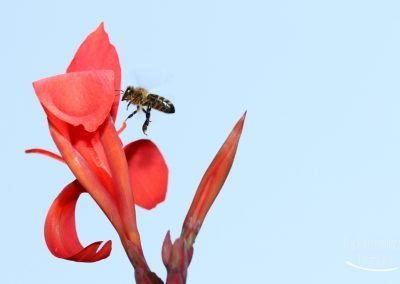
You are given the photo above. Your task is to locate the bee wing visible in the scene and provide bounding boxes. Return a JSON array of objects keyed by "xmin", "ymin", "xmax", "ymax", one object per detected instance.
[
  {"xmin": 127, "ymin": 67, "xmax": 173, "ymax": 91},
  {"xmin": 146, "ymin": 72, "xmax": 173, "ymax": 94},
  {"xmin": 124, "ymin": 70, "xmax": 140, "ymax": 88}
]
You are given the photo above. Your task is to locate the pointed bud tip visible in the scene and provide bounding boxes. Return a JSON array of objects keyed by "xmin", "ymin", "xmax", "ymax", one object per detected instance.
[
  {"xmin": 162, "ymin": 230, "xmax": 173, "ymax": 266},
  {"xmin": 242, "ymin": 110, "xmax": 247, "ymax": 120},
  {"xmin": 162, "ymin": 230, "xmax": 172, "ymax": 250},
  {"xmin": 234, "ymin": 111, "xmax": 247, "ymax": 135}
]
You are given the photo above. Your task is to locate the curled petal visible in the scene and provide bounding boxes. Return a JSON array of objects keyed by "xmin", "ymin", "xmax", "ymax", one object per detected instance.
[
  {"xmin": 33, "ymin": 70, "xmax": 115, "ymax": 132},
  {"xmin": 68, "ymin": 241, "xmax": 112, "ymax": 262},
  {"xmin": 25, "ymin": 148, "xmax": 65, "ymax": 164},
  {"xmin": 124, "ymin": 140, "xmax": 168, "ymax": 209},
  {"xmin": 45, "ymin": 180, "xmax": 112, "ymax": 262},
  {"xmin": 67, "ymin": 23, "xmax": 121, "ymax": 120},
  {"xmin": 182, "ymin": 112, "xmax": 246, "ymax": 246}
]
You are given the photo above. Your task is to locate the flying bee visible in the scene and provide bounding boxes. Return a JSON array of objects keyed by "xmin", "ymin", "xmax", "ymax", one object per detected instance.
[{"xmin": 121, "ymin": 86, "xmax": 175, "ymax": 135}]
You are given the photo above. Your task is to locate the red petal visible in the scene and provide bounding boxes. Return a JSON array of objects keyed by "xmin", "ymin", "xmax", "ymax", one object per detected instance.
[
  {"xmin": 117, "ymin": 121, "xmax": 127, "ymax": 135},
  {"xmin": 99, "ymin": 117, "xmax": 141, "ymax": 247},
  {"xmin": 45, "ymin": 180, "xmax": 112, "ymax": 262},
  {"xmin": 33, "ymin": 70, "xmax": 114, "ymax": 132},
  {"xmin": 124, "ymin": 140, "xmax": 168, "ymax": 209},
  {"xmin": 182, "ymin": 112, "xmax": 246, "ymax": 245},
  {"xmin": 67, "ymin": 23, "xmax": 121, "ymax": 120},
  {"xmin": 48, "ymin": 120, "xmax": 124, "ymax": 235},
  {"xmin": 48, "ymin": 116, "xmax": 142, "ymax": 253}
]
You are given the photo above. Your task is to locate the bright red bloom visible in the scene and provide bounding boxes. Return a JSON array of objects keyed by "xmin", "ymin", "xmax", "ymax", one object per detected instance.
[
  {"xmin": 28, "ymin": 23, "xmax": 168, "ymax": 267},
  {"xmin": 28, "ymin": 23, "xmax": 246, "ymax": 284}
]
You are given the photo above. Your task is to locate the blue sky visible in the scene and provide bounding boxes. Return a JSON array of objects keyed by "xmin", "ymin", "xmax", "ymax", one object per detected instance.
[{"xmin": 2, "ymin": 0, "xmax": 400, "ymax": 283}]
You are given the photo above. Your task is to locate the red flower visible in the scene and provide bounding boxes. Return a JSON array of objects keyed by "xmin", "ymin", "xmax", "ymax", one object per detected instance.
[
  {"xmin": 27, "ymin": 23, "xmax": 168, "ymax": 269},
  {"xmin": 28, "ymin": 23, "xmax": 246, "ymax": 284}
]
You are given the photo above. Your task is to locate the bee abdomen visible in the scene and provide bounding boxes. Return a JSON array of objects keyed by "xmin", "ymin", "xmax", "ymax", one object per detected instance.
[{"xmin": 148, "ymin": 94, "xmax": 175, "ymax": 113}]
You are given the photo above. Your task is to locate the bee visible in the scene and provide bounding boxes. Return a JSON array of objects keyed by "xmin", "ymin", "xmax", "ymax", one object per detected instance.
[{"xmin": 121, "ymin": 86, "xmax": 175, "ymax": 135}]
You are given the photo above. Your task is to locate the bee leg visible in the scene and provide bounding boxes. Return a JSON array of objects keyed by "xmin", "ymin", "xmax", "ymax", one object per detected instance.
[
  {"xmin": 125, "ymin": 105, "xmax": 140, "ymax": 121},
  {"xmin": 142, "ymin": 107, "xmax": 152, "ymax": 122},
  {"xmin": 126, "ymin": 101, "xmax": 132, "ymax": 110},
  {"xmin": 142, "ymin": 106, "xmax": 152, "ymax": 135}
]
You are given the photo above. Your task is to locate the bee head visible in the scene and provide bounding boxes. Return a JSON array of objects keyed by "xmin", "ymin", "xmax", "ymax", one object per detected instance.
[{"xmin": 122, "ymin": 86, "xmax": 135, "ymax": 101}]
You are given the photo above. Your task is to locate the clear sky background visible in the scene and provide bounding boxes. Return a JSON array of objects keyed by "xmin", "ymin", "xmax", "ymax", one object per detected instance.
[{"xmin": 2, "ymin": 0, "xmax": 400, "ymax": 283}]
